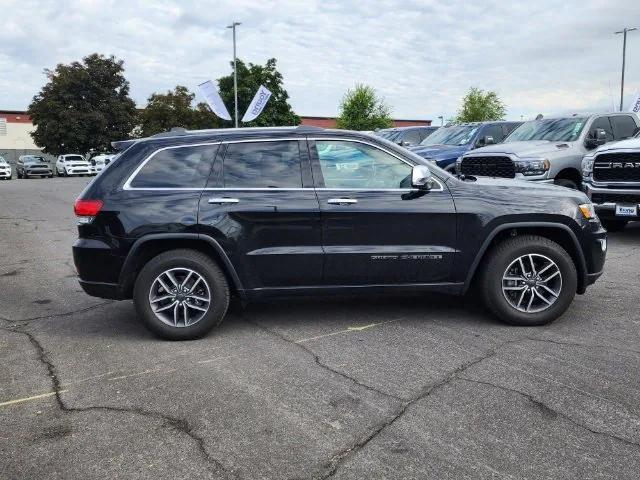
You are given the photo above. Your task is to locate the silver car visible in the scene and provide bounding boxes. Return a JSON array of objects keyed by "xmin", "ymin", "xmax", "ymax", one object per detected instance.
[{"xmin": 458, "ymin": 113, "xmax": 640, "ymax": 189}]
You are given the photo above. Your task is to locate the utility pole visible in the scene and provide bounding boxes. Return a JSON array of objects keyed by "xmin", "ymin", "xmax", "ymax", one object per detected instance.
[
  {"xmin": 227, "ymin": 21, "xmax": 241, "ymax": 127},
  {"xmin": 615, "ymin": 27, "xmax": 636, "ymax": 111}
]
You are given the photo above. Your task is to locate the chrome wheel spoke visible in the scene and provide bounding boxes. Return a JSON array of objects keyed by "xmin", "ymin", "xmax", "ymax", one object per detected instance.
[
  {"xmin": 173, "ymin": 302, "xmax": 180, "ymax": 326},
  {"xmin": 166, "ymin": 271, "xmax": 180, "ymax": 288},
  {"xmin": 541, "ymin": 270, "xmax": 560, "ymax": 283},
  {"xmin": 502, "ymin": 253, "xmax": 562, "ymax": 314},
  {"xmin": 183, "ymin": 303, "xmax": 190, "ymax": 326},
  {"xmin": 188, "ymin": 303, "xmax": 208, "ymax": 312},
  {"xmin": 154, "ymin": 300, "xmax": 177, "ymax": 313},
  {"xmin": 157, "ymin": 277, "xmax": 173, "ymax": 294},
  {"xmin": 187, "ymin": 294, "xmax": 210, "ymax": 302}
]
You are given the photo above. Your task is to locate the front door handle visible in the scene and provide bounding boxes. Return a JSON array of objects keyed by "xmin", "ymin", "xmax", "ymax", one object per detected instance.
[
  {"xmin": 208, "ymin": 197, "xmax": 239, "ymax": 204},
  {"xmin": 327, "ymin": 198, "xmax": 358, "ymax": 205}
]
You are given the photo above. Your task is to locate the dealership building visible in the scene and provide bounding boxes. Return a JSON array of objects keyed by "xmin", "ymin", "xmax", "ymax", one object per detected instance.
[{"xmin": 0, "ymin": 110, "xmax": 432, "ymax": 164}]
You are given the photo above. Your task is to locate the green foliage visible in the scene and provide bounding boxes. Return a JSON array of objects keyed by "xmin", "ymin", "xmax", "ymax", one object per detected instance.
[
  {"xmin": 455, "ymin": 87, "xmax": 506, "ymax": 123},
  {"xmin": 28, "ymin": 54, "xmax": 137, "ymax": 155},
  {"xmin": 336, "ymin": 84, "xmax": 393, "ymax": 131},
  {"xmin": 217, "ymin": 58, "xmax": 300, "ymax": 127},
  {"xmin": 138, "ymin": 85, "xmax": 220, "ymax": 137}
]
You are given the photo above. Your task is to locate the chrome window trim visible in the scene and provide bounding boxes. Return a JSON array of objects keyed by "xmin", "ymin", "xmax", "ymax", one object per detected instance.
[
  {"xmin": 123, "ymin": 136, "xmax": 445, "ymax": 192},
  {"xmin": 123, "ymin": 142, "xmax": 222, "ymax": 191}
]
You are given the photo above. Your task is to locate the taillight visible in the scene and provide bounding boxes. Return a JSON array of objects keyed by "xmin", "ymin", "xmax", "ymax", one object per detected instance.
[{"xmin": 74, "ymin": 199, "xmax": 103, "ymax": 217}]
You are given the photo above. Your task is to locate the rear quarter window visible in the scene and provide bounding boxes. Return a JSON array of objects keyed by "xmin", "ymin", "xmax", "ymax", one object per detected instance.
[{"xmin": 129, "ymin": 144, "xmax": 218, "ymax": 188}]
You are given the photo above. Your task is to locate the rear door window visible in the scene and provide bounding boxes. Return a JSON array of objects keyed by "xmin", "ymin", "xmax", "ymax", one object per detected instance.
[
  {"xmin": 223, "ymin": 141, "xmax": 303, "ymax": 188},
  {"xmin": 610, "ymin": 115, "xmax": 638, "ymax": 140},
  {"xmin": 130, "ymin": 144, "xmax": 218, "ymax": 188}
]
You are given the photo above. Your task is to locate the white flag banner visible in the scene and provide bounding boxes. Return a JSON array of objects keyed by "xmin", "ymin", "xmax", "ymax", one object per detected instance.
[
  {"xmin": 628, "ymin": 92, "xmax": 640, "ymax": 113},
  {"xmin": 242, "ymin": 85, "xmax": 272, "ymax": 122},
  {"xmin": 197, "ymin": 80, "xmax": 231, "ymax": 121}
]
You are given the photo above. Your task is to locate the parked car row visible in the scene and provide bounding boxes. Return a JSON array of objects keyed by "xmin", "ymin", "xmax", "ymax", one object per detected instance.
[
  {"xmin": 0, "ymin": 153, "xmax": 117, "ymax": 179},
  {"xmin": 385, "ymin": 112, "xmax": 640, "ymax": 231}
]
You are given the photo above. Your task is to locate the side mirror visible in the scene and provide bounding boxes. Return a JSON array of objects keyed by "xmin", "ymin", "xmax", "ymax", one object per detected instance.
[
  {"xmin": 412, "ymin": 165, "xmax": 435, "ymax": 190},
  {"xmin": 477, "ymin": 135, "xmax": 495, "ymax": 147},
  {"xmin": 586, "ymin": 128, "xmax": 607, "ymax": 149},
  {"xmin": 399, "ymin": 141, "xmax": 412, "ymax": 147}
]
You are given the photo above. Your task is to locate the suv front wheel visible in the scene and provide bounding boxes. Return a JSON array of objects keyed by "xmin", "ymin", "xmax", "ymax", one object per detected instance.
[
  {"xmin": 133, "ymin": 249, "xmax": 230, "ymax": 340},
  {"xmin": 480, "ymin": 235, "xmax": 577, "ymax": 326}
]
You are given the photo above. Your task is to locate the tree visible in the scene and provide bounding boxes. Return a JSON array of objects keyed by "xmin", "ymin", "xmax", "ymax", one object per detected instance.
[
  {"xmin": 217, "ymin": 58, "xmax": 299, "ymax": 127},
  {"xmin": 28, "ymin": 54, "xmax": 137, "ymax": 155},
  {"xmin": 138, "ymin": 86, "xmax": 220, "ymax": 137},
  {"xmin": 455, "ymin": 87, "xmax": 506, "ymax": 123},
  {"xmin": 336, "ymin": 84, "xmax": 393, "ymax": 130}
]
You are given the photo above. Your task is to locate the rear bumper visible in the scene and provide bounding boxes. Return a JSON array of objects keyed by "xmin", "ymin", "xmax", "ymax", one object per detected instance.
[{"xmin": 78, "ymin": 279, "xmax": 124, "ymax": 300}]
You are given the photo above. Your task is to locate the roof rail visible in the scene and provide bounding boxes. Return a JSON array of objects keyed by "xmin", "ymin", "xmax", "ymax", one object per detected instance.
[{"xmin": 295, "ymin": 125, "xmax": 324, "ymax": 132}]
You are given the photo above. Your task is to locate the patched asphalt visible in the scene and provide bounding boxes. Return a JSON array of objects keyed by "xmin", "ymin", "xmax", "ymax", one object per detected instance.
[{"xmin": 1, "ymin": 177, "xmax": 639, "ymax": 479}]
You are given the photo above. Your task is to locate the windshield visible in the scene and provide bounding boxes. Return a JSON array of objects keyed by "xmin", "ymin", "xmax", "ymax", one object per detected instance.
[
  {"xmin": 0, "ymin": 157, "xmax": 6, "ymax": 164},
  {"xmin": 420, "ymin": 125, "xmax": 478, "ymax": 146},
  {"xmin": 65, "ymin": 155, "xmax": 85, "ymax": 161},
  {"xmin": 24, "ymin": 156, "xmax": 47, "ymax": 164},
  {"xmin": 505, "ymin": 118, "xmax": 587, "ymax": 142}
]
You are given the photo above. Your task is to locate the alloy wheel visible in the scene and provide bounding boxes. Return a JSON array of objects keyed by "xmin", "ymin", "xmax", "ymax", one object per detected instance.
[
  {"xmin": 148, "ymin": 268, "xmax": 211, "ymax": 327},
  {"xmin": 501, "ymin": 254, "xmax": 562, "ymax": 313}
]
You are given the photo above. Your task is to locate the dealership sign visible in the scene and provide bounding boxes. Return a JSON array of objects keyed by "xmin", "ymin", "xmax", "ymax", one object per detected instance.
[
  {"xmin": 629, "ymin": 92, "xmax": 640, "ymax": 113},
  {"xmin": 197, "ymin": 80, "xmax": 232, "ymax": 121},
  {"xmin": 242, "ymin": 85, "xmax": 272, "ymax": 122}
]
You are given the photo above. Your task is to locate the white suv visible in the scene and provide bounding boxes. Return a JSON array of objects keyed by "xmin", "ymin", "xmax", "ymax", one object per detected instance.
[
  {"xmin": 0, "ymin": 156, "xmax": 12, "ymax": 180},
  {"xmin": 89, "ymin": 153, "xmax": 116, "ymax": 175},
  {"xmin": 56, "ymin": 154, "xmax": 91, "ymax": 177}
]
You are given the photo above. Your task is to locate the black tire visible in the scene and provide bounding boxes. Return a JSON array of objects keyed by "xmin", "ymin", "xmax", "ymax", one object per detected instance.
[
  {"xmin": 553, "ymin": 178, "xmax": 578, "ymax": 190},
  {"xmin": 480, "ymin": 235, "xmax": 577, "ymax": 326},
  {"xmin": 601, "ymin": 219, "xmax": 628, "ymax": 232},
  {"xmin": 133, "ymin": 249, "xmax": 230, "ymax": 340},
  {"xmin": 17, "ymin": 171, "xmax": 22, "ymax": 179}
]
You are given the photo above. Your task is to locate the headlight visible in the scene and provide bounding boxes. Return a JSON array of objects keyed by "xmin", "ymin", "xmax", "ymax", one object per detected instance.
[
  {"xmin": 578, "ymin": 203, "xmax": 597, "ymax": 220},
  {"xmin": 514, "ymin": 158, "xmax": 550, "ymax": 176},
  {"xmin": 582, "ymin": 158, "xmax": 594, "ymax": 177}
]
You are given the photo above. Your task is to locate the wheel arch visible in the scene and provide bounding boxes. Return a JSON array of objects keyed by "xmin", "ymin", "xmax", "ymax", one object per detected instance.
[
  {"xmin": 464, "ymin": 222, "xmax": 588, "ymax": 295},
  {"xmin": 554, "ymin": 167, "xmax": 582, "ymax": 185},
  {"xmin": 118, "ymin": 233, "xmax": 243, "ymax": 299}
]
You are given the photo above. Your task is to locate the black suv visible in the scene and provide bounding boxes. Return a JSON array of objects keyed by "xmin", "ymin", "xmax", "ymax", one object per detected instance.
[{"xmin": 73, "ymin": 126, "xmax": 607, "ymax": 340}]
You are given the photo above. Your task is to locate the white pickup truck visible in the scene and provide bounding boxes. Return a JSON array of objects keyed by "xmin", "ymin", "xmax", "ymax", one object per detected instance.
[
  {"xmin": 582, "ymin": 135, "xmax": 640, "ymax": 231},
  {"xmin": 458, "ymin": 113, "xmax": 640, "ymax": 190}
]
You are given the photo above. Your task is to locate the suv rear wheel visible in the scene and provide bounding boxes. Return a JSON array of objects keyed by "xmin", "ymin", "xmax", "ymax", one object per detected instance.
[
  {"xmin": 480, "ymin": 235, "xmax": 577, "ymax": 326},
  {"xmin": 133, "ymin": 249, "xmax": 230, "ymax": 340}
]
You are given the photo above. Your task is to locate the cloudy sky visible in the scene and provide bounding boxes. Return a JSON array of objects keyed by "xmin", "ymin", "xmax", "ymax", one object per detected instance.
[{"xmin": 1, "ymin": 0, "xmax": 639, "ymax": 122}]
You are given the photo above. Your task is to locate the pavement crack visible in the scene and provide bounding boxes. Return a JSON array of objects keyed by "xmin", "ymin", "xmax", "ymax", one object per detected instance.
[
  {"xmin": 5, "ymin": 324, "xmax": 240, "ymax": 479},
  {"xmin": 243, "ymin": 315, "xmax": 405, "ymax": 402},
  {"xmin": 455, "ymin": 377, "xmax": 640, "ymax": 449},
  {"xmin": 1, "ymin": 301, "xmax": 114, "ymax": 324}
]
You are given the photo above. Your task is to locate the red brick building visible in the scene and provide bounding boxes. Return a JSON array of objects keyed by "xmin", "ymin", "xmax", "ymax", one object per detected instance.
[{"xmin": 300, "ymin": 116, "xmax": 431, "ymax": 128}]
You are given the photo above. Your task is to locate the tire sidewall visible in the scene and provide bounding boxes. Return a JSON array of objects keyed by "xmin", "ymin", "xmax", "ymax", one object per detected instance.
[
  {"xmin": 485, "ymin": 240, "xmax": 577, "ymax": 326},
  {"xmin": 134, "ymin": 252, "xmax": 229, "ymax": 340}
]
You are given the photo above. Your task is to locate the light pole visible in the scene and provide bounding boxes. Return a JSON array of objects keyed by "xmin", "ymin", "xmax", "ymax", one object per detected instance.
[
  {"xmin": 615, "ymin": 27, "xmax": 636, "ymax": 111},
  {"xmin": 227, "ymin": 21, "xmax": 241, "ymax": 127}
]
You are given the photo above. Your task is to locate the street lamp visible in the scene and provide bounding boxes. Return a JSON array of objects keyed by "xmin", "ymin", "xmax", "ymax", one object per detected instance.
[
  {"xmin": 227, "ymin": 21, "xmax": 241, "ymax": 128},
  {"xmin": 614, "ymin": 27, "xmax": 637, "ymax": 111}
]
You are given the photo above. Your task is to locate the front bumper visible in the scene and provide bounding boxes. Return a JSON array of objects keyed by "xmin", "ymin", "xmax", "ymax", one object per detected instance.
[
  {"xmin": 0, "ymin": 169, "xmax": 11, "ymax": 178},
  {"xmin": 65, "ymin": 166, "xmax": 92, "ymax": 175},
  {"xmin": 25, "ymin": 168, "xmax": 52, "ymax": 176},
  {"xmin": 582, "ymin": 182, "xmax": 640, "ymax": 221}
]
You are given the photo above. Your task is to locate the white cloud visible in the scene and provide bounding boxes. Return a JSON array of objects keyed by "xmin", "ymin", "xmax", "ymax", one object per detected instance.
[{"xmin": 1, "ymin": 0, "xmax": 639, "ymax": 121}]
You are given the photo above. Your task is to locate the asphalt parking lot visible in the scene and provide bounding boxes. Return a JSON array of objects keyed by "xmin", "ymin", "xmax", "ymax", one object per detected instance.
[{"xmin": 1, "ymin": 177, "xmax": 639, "ymax": 480}]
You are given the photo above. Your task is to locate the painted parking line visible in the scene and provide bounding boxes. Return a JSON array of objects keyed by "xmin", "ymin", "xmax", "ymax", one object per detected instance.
[
  {"xmin": 0, "ymin": 390, "xmax": 67, "ymax": 407},
  {"xmin": 296, "ymin": 318, "xmax": 402, "ymax": 343}
]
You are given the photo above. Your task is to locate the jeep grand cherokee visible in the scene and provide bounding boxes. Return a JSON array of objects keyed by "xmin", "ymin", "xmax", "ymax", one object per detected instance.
[{"xmin": 73, "ymin": 126, "xmax": 607, "ymax": 340}]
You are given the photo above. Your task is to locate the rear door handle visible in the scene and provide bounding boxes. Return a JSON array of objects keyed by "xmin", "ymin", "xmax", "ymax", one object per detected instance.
[
  {"xmin": 208, "ymin": 197, "xmax": 239, "ymax": 204},
  {"xmin": 327, "ymin": 198, "xmax": 358, "ymax": 205}
]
